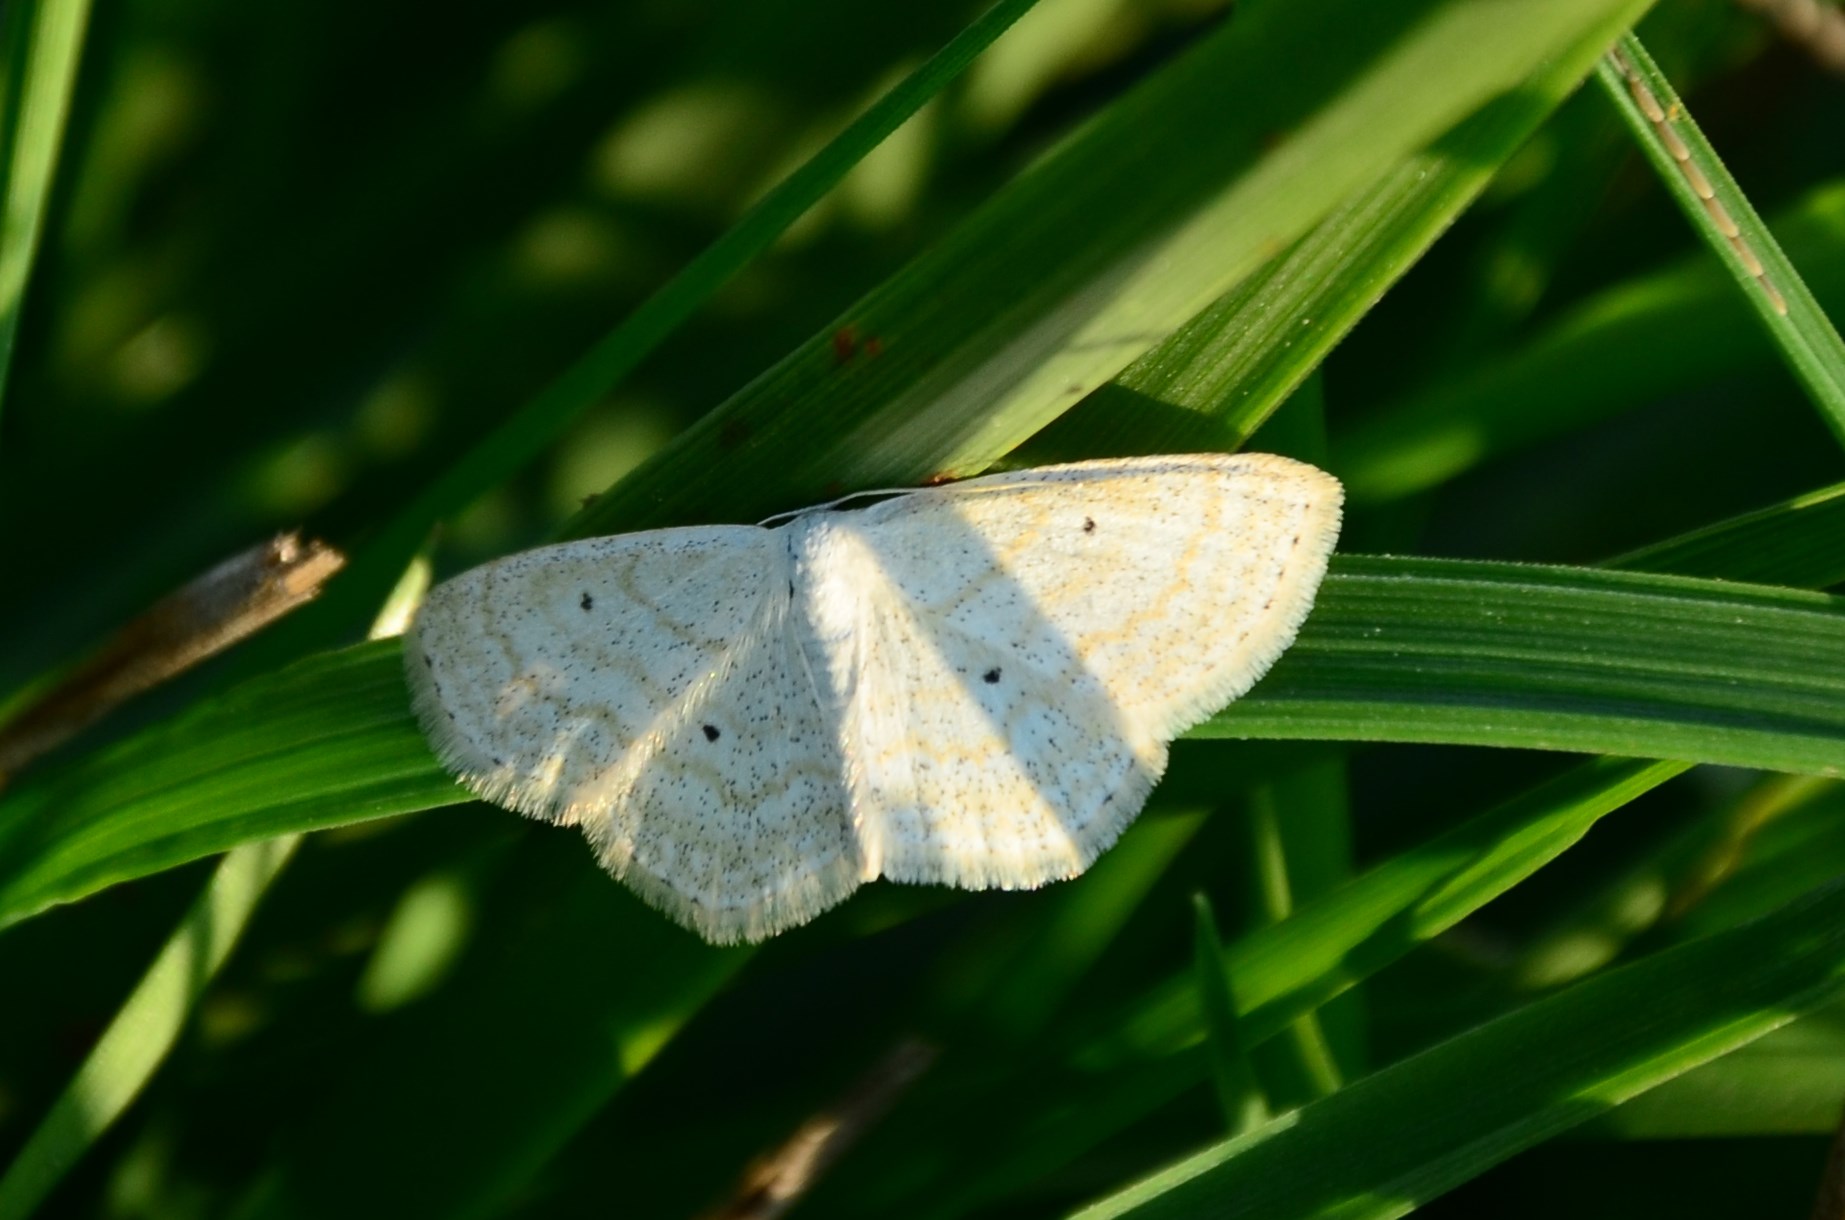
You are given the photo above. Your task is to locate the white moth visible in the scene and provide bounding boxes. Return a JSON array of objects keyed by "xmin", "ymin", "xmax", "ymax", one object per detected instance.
[{"xmin": 405, "ymin": 453, "xmax": 1342, "ymax": 943}]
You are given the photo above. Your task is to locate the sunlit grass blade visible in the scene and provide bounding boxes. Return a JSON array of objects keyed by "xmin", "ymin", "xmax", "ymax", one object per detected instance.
[
  {"xmin": 566, "ymin": 0, "xmax": 1652, "ymax": 541},
  {"xmin": 1599, "ymin": 787, "xmax": 1845, "ymax": 1141},
  {"xmin": 1075, "ymin": 879, "xmax": 1845, "ymax": 1220},
  {"xmin": 1026, "ymin": 78, "xmax": 1609, "ymax": 461},
  {"xmin": 1597, "ymin": 33, "xmax": 1845, "ymax": 448},
  {"xmin": 0, "ymin": 643, "xmax": 458, "ymax": 929},
  {"xmin": 1603, "ymin": 1002, "xmax": 1845, "ymax": 1138},
  {"xmin": 0, "ymin": 836, "xmax": 294, "ymax": 1220},
  {"xmin": 0, "ymin": 0, "xmax": 92, "ymax": 435},
  {"xmin": 4, "ymin": 558, "xmax": 1841, "ymax": 930},
  {"xmin": 1214, "ymin": 558, "xmax": 1845, "ymax": 772}
]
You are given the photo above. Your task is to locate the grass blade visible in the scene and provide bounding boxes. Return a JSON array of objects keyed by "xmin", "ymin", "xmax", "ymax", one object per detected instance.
[
  {"xmin": 0, "ymin": 0, "xmax": 92, "ymax": 434},
  {"xmin": 565, "ymin": 0, "xmax": 1652, "ymax": 541},
  {"xmin": 1596, "ymin": 33, "xmax": 1845, "ymax": 448},
  {"xmin": 0, "ymin": 837, "xmax": 295, "ymax": 1220},
  {"xmin": 4, "ymin": 560, "xmax": 1839, "ymax": 931},
  {"xmin": 317, "ymin": 0, "xmax": 1049, "ymax": 619},
  {"xmin": 1075, "ymin": 879, "xmax": 1845, "ymax": 1220},
  {"xmin": 1212, "ymin": 558, "xmax": 1845, "ymax": 774},
  {"xmin": 1191, "ymin": 892, "xmax": 1270, "ymax": 1135},
  {"xmin": 1607, "ymin": 478, "xmax": 1845, "ymax": 587},
  {"xmin": 1333, "ymin": 180, "xmax": 1845, "ymax": 505}
]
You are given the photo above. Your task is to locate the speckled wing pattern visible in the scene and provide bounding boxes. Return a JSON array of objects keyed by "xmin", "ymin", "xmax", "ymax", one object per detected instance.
[
  {"xmin": 405, "ymin": 453, "xmax": 1342, "ymax": 943},
  {"xmin": 793, "ymin": 453, "xmax": 1342, "ymax": 890},
  {"xmin": 404, "ymin": 528, "xmax": 860, "ymax": 944}
]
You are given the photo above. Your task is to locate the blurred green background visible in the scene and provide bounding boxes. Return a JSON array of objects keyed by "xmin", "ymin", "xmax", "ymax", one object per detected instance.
[{"xmin": 2, "ymin": 0, "xmax": 1845, "ymax": 1216}]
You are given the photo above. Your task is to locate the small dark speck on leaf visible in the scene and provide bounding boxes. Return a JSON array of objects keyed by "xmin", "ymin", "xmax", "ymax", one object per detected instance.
[
  {"xmin": 1083, "ymin": 517, "xmax": 1096, "ymax": 533},
  {"xmin": 983, "ymin": 668, "xmax": 1001, "ymax": 684},
  {"xmin": 579, "ymin": 592, "xmax": 594, "ymax": 611},
  {"xmin": 718, "ymin": 418, "xmax": 753, "ymax": 451},
  {"xmin": 703, "ymin": 724, "xmax": 721, "ymax": 742}
]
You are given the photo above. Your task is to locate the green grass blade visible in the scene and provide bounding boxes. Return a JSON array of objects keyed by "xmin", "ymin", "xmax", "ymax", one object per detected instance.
[
  {"xmin": 1190, "ymin": 892, "xmax": 1270, "ymax": 1135},
  {"xmin": 1075, "ymin": 879, "xmax": 1845, "ymax": 1220},
  {"xmin": 1333, "ymin": 180, "xmax": 1845, "ymax": 505},
  {"xmin": 1026, "ymin": 79, "xmax": 1610, "ymax": 461},
  {"xmin": 1211, "ymin": 558, "xmax": 1845, "ymax": 774},
  {"xmin": 1607, "ymin": 478, "xmax": 1845, "ymax": 587},
  {"xmin": 1088, "ymin": 756, "xmax": 1684, "ymax": 1068},
  {"xmin": 0, "ymin": 643, "xmax": 457, "ymax": 928},
  {"xmin": 322, "ymin": 0, "xmax": 1050, "ymax": 618},
  {"xmin": 933, "ymin": 485, "xmax": 1845, "ymax": 1213},
  {"xmin": 0, "ymin": 572, "xmax": 429, "ymax": 1220},
  {"xmin": 1508, "ymin": 773, "xmax": 1833, "ymax": 991},
  {"xmin": 1244, "ymin": 785, "xmax": 1344, "ymax": 1103},
  {"xmin": 4, "ymin": 559, "xmax": 1839, "ymax": 931},
  {"xmin": 926, "ymin": 758, "xmax": 1687, "ymax": 1220},
  {"xmin": 0, "ymin": 0, "xmax": 92, "ymax": 435},
  {"xmin": 566, "ymin": 0, "xmax": 1652, "ymax": 540},
  {"xmin": 0, "ymin": 836, "xmax": 295, "ymax": 1220},
  {"xmin": 229, "ymin": 841, "xmax": 746, "ymax": 1220},
  {"xmin": 1597, "ymin": 34, "xmax": 1845, "ymax": 448}
]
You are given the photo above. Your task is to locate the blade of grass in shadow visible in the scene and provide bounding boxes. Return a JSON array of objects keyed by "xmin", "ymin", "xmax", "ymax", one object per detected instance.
[
  {"xmin": 1608, "ymin": 478, "xmax": 1845, "ymax": 587},
  {"xmin": 1597, "ymin": 33, "xmax": 1845, "ymax": 448},
  {"xmin": 0, "ymin": 837, "xmax": 295, "ymax": 1220},
  {"xmin": 1075, "ymin": 878, "xmax": 1845, "ymax": 1220},
  {"xmin": 1243, "ymin": 780, "xmax": 1345, "ymax": 1103},
  {"xmin": 0, "ymin": 0, "xmax": 92, "ymax": 433},
  {"xmin": 312, "ymin": 0, "xmax": 1048, "ymax": 622},
  {"xmin": 1508, "ymin": 773, "xmax": 1835, "ymax": 991},
  {"xmin": 1192, "ymin": 892, "xmax": 1271, "ymax": 1135}
]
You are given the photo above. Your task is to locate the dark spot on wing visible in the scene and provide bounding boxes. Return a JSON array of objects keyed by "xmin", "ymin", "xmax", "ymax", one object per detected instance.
[
  {"xmin": 983, "ymin": 667, "xmax": 1001, "ymax": 684},
  {"xmin": 703, "ymin": 724, "xmax": 721, "ymax": 742}
]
